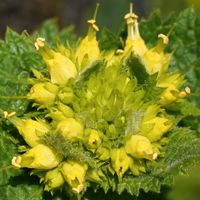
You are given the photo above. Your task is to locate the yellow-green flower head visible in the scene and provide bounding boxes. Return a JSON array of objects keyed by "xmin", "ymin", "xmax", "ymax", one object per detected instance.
[
  {"xmin": 157, "ymin": 72, "xmax": 185, "ymax": 104},
  {"xmin": 58, "ymin": 87, "xmax": 74, "ymax": 104},
  {"xmin": 44, "ymin": 51, "xmax": 77, "ymax": 86},
  {"xmin": 110, "ymin": 148, "xmax": 131, "ymax": 178},
  {"xmin": 27, "ymin": 82, "xmax": 58, "ymax": 107},
  {"xmin": 141, "ymin": 117, "xmax": 172, "ymax": 142},
  {"xmin": 11, "ymin": 144, "xmax": 60, "ymax": 169},
  {"xmin": 9, "ymin": 117, "xmax": 49, "ymax": 147},
  {"xmin": 56, "ymin": 118, "xmax": 83, "ymax": 140},
  {"xmin": 125, "ymin": 135, "xmax": 157, "ymax": 160},
  {"xmin": 44, "ymin": 168, "xmax": 65, "ymax": 191},
  {"xmin": 84, "ymin": 128, "xmax": 102, "ymax": 149},
  {"xmin": 61, "ymin": 161, "xmax": 88, "ymax": 194}
]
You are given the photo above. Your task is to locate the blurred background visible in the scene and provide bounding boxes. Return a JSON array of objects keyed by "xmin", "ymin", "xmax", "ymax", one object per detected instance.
[{"xmin": 0, "ymin": 0, "xmax": 199, "ymax": 37}]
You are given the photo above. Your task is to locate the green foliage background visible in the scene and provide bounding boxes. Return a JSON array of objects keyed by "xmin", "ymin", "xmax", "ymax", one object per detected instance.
[{"xmin": 0, "ymin": 7, "xmax": 200, "ymax": 200}]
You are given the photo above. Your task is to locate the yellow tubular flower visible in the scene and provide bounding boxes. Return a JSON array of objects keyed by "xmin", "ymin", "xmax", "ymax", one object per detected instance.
[
  {"xmin": 75, "ymin": 5, "xmax": 100, "ymax": 70},
  {"xmin": 84, "ymin": 128, "xmax": 102, "ymax": 150},
  {"xmin": 44, "ymin": 168, "xmax": 65, "ymax": 191},
  {"xmin": 125, "ymin": 135, "xmax": 157, "ymax": 160},
  {"xmin": 141, "ymin": 117, "xmax": 172, "ymax": 142},
  {"xmin": 110, "ymin": 148, "xmax": 131, "ymax": 178},
  {"xmin": 157, "ymin": 72, "xmax": 185, "ymax": 104},
  {"xmin": 124, "ymin": 4, "xmax": 148, "ymax": 57},
  {"xmin": 44, "ymin": 52, "xmax": 77, "ymax": 86},
  {"xmin": 9, "ymin": 117, "xmax": 49, "ymax": 147},
  {"xmin": 56, "ymin": 118, "xmax": 83, "ymax": 140},
  {"xmin": 61, "ymin": 161, "xmax": 88, "ymax": 194},
  {"xmin": 27, "ymin": 82, "xmax": 58, "ymax": 107},
  {"xmin": 12, "ymin": 144, "xmax": 60, "ymax": 169}
]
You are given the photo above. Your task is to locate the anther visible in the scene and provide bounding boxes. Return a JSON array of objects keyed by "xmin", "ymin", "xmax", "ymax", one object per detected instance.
[
  {"xmin": 158, "ymin": 34, "xmax": 169, "ymax": 45},
  {"xmin": 34, "ymin": 37, "xmax": 45, "ymax": 51},
  {"xmin": 11, "ymin": 156, "xmax": 21, "ymax": 168},
  {"xmin": 185, "ymin": 87, "xmax": 191, "ymax": 94}
]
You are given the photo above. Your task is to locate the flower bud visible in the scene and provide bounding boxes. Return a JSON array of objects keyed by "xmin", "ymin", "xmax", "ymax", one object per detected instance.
[
  {"xmin": 47, "ymin": 103, "xmax": 74, "ymax": 122},
  {"xmin": 125, "ymin": 135, "xmax": 157, "ymax": 160},
  {"xmin": 141, "ymin": 117, "xmax": 172, "ymax": 142},
  {"xmin": 61, "ymin": 161, "xmax": 88, "ymax": 194},
  {"xmin": 110, "ymin": 148, "xmax": 131, "ymax": 178},
  {"xmin": 56, "ymin": 118, "xmax": 83, "ymax": 140},
  {"xmin": 58, "ymin": 87, "xmax": 74, "ymax": 104},
  {"xmin": 44, "ymin": 168, "xmax": 65, "ymax": 191},
  {"xmin": 27, "ymin": 82, "xmax": 58, "ymax": 107},
  {"xmin": 86, "ymin": 168, "xmax": 105, "ymax": 183},
  {"xmin": 10, "ymin": 117, "xmax": 49, "ymax": 147},
  {"xmin": 43, "ymin": 51, "xmax": 77, "ymax": 86},
  {"xmin": 96, "ymin": 147, "xmax": 110, "ymax": 161},
  {"xmin": 12, "ymin": 144, "xmax": 60, "ymax": 169},
  {"xmin": 84, "ymin": 128, "xmax": 102, "ymax": 149}
]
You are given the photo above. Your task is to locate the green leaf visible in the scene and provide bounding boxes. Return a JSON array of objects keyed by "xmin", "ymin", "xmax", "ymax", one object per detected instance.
[
  {"xmin": 99, "ymin": 28, "xmax": 122, "ymax": 51},
  {"xmin": 34, "ymin": 19, "xmax": 77, "ymax": 49},
  {"xmin": 0, "ymin": 29, "xmax": 44, "ymax": 115}
]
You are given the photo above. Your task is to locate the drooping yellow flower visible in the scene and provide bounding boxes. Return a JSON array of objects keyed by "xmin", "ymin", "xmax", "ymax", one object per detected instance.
[
  {"xmin": 27, "ymin": 82, "xmax": 58, "ymax": 107},
  {"xmin": 110, "ymin": 147, "xmax": 131, "ymax": 178},
  {"xmin": 12, "ymin": 144, "xmax": 60, "ymax": 169},
  {"xmin": 61, "ymin": 161, "xmax": 88, "ymax": 194},
  {"xmin": 9, "ymin": 117, "xmax": 49, "ymax": 147},
  {"xmin": 56, "ymin": 118, "xmax": 83, "ymax": 140},
  {"xmin": 44, "ymin": 168, "xmax": 65, "ymax": 191},
  {"xmin": 125, "ymin": 135, "xmax": 157, "ymax": 160}
]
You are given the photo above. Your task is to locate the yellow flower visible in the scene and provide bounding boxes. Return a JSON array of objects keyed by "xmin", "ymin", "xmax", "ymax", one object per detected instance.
[
  {"xmin": 157, "ymin": 72, "xmax": 185, "ymax": 104},
  {"xmin": 142, "ymin": 48, "xmax": 171, "ymax": 75},
  {"xmin": 47, "ymin": 102, "xmax": 74, "ymax": 123},
  {"xmin": 84, "ymin": 128, "xmax": 102, "ymax": 150},
  {"xmin": 125, "ymin": 135, "xmax": 157, "ymax": 160},
  {"xmin": 58, "ymin": 87, "xmax": 74, "ymax": 104},
  {"xmin": 75, "ymin": 17, "xmax": 100, "ymax": 70},
  {"xmin": 12, "ymin": 144, "xmax": 60, "ymax": 169},
  {"xmin": 9, "ymin": 117, "xmax": 49, "ymax": 147},
  {"xmin": 27, "ymin": 82, "xmax": 58, "ymax": 107},
  {"xmin": 44, "ymin": 168, "xmax": 65, "ymax": 191},
  {"xmin": 56, "ymin": 118, "xmax": 83, "ymax": 140},
  {"xmin": 110, "ymin": 148, "xmax": 131, "ymax": 178},
  {"xmin": 124, "ymin": 4, "xmax": 148, "ymax": 58},
  {"xmin": 96, "ymin": 147, "xmax": 110, "ymax": 161},
  {"xmin": 44, "ymin": 52, "xmax": 77, "ymax": 86},
  {"xmin": 141, "ymin": 117, "xmax": 172, "ymax": 142},
  {"xmin": 61, "ymin": 161, "xmax": 88, "ymax": 194}
]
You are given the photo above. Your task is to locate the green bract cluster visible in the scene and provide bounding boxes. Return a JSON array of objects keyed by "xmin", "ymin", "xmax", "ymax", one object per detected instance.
[{"xmin": 1, "ymin": 4, "xmax": 200, "ymax": 200}]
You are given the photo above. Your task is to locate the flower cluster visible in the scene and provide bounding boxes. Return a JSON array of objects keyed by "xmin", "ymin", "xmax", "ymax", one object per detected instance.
[{"xmin": 7, "ymin": 4, "xmax": 190, "ymax": 199}]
